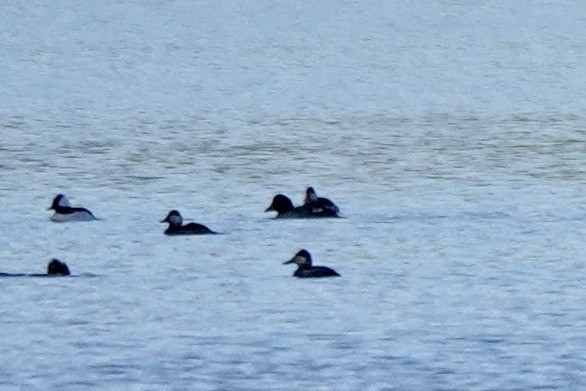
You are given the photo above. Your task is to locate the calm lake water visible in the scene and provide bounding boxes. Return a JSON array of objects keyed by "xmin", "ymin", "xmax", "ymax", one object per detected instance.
[{"xmin": 0, "ymin": 1, "xmax": 584, "ymax": 390}]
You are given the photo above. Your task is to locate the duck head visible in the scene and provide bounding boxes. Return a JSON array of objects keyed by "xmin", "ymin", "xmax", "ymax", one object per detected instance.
[
  {"xmin": 305, "ymin": 187, "xmax": 318, "ymax": 204},
  {"xmin": 283, "ymin": 249, "xmax": 312, "ymax": 268},
  {"xmin": 265, "ymin": 194, "xmax": 294, "ymax": 214},
  {"xmin": 161, "ymin": 210, "xmax": 183, "ymax": 226},
  {"xmin": 48, "ymin": 194, "xmax": 72, "ymax": 210}
]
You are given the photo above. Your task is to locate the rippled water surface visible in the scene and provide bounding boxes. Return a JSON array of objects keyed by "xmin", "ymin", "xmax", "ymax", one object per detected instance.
[{"xmin": 0, "ymin": 1, "xmax": 584, "ymax": 390}]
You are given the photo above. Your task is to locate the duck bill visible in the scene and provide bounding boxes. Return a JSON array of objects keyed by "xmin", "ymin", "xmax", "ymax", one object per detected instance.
[
  {"xmin": 160, "ymin": 218, "xmax": 169, "ymax": 223},
  {"xmin": 264, "ymin": 206, "xmax": 274, "ymax": 213},
  {"xmin": 283, "ymin": 258, "xmax": 295, "ymax": 265}
]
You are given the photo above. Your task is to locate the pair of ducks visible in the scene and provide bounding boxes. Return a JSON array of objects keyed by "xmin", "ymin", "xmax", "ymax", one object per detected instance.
[
  {"xmin": 2, "ymin": 252, "xmax": 339, "ymax": 279},
  {"xmin": 265, "ymin": 186, "xmax": 341, "ymax": 218}
]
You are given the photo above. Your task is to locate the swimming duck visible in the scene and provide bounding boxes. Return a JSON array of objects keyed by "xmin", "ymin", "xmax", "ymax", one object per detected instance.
[
  {"xmin": 0, "ymin": 259, "xmax": 71, "ymax": 277},
  {"xmin": 265, "ymin": 194, "xmax": 338, "ymax": 218},
  {"xmin": 161, "ymin": 210, "xmax": 217, "ymax": 235},
  {"xmin": 48, "ymin": 194, "xmax": 98, "ymax": 222},
  {"xmin": 47, "ymin": 259, "xmax": 71, "ymax": 276},
  {"xmin": 304, "ymin": 187, "xmax": 340, "ymax": 215},
  {"xmin": 283, "ymin": 249, "xmax": 340, "ymax": 278}
]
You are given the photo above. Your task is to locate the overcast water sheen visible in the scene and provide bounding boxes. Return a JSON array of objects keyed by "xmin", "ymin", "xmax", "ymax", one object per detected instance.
[{"xmin": 0, "ymin": 1, "xmax": 584, "ymax": 390}]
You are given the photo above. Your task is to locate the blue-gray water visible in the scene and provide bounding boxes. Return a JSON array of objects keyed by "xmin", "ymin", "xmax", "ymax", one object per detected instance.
[{"xmin": 0, "ymin": 2, "xmax": 584, "ymax": 390}]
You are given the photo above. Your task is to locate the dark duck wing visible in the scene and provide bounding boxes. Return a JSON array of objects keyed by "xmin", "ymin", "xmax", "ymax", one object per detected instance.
[
  {"xmin": 305, "ymin": 200, "xmax": 340, "ymax": 217},
  {"xmin": 165, "ymin": 222, "xmax": 217, "ymax": 235},
  {"xmin": 316, "ymin": 197, "xmax": 340, "ymax": 214},
  {"xmin": 294, "ymin": 266, "xmax": 340, "ymax": 278},
  {"xmin": 183, "ymin": 222, "xmax": 217, "ymax": 234},
  {"xmin": 304, "ymin": 187, "xmax": 340, "ymax": 216}
]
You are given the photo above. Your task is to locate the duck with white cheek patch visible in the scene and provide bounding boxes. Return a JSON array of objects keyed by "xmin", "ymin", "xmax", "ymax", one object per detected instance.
[
  {"xmin": 283, "ymin": 250, "xmax": 340, "ymax": 278},
  {"xmin": 161, "ymin": 210, "xmax": 218, "ymax": 235}
]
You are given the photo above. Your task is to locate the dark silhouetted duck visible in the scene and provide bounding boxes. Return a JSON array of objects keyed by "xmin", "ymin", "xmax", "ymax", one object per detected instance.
[
  {"xmin": 0, "ymin": 259, "xmax": 71, "ymax": 277},
  {"xmin": 265, "ymin": 194, "xmax": 339, "ymax": 218},
  {"xmin": 48, "ymin": 194, "xmax": 98, "ymax": 222},
  {"xmin": 47, "ymin": 259, "xmax": 71, "ymax": 276},
  {"xmin": 304, "ymin": 187, "xmax": 340, "ymax": 215},
  {"xmin": 283, "ymin": 249, "xmax": 340, "ymax": 278},
  {"xmin": 161, "ymin": 210, "xmax": 218, "ymax": 235}
]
